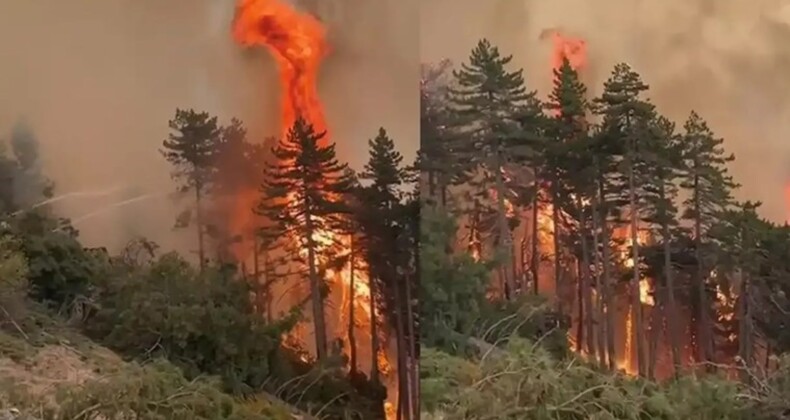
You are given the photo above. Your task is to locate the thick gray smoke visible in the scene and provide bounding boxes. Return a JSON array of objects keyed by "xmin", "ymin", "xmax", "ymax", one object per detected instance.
[
  {"xmin": 421, "ymin": 0, "xmax": 790, "ymax": 223},
  {"xmin": 0, "ymin": 0, "xmax": 418, "ymax": 252}
]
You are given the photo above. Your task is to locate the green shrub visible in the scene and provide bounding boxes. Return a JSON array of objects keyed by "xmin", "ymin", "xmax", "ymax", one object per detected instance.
[
  {"xmin": 83, "ymin": 253, "xmax": 296, "ymax": 394},
  {"xmin": 13, "ymin": 213, "xmax": 106, "ymax": 309}
]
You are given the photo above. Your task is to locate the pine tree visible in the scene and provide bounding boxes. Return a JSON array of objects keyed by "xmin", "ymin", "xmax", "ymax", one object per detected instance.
[
  {"xmin": 640, "ymin": 115, "xmax": 684, "ymax": 378},
  {"xmin": 335, "ymin": 167, "xmax": 364, "ymax": 376},
  {"xmin": 510, "ymin": 84, "xmax": 546, "ymax": 298},
  {"xmin": 679, "ymin": 111, "xmax": 738, "ymax": 366},
  {"xmin": 544, "ymin": 57, "xmax": 591, "ymax": 330},
  {"xmin": 358, "ymin": 127, "xmax": 407, "ymax": 386},
  {"xmin": 214, "ymin": 118, "xmax": 254, "ymax": 196},
  {"xmin": 8, "ymin": 122, "xmax": 54, "ymax": 209},
  {"xmin": 397, "ymin": 180, "xmax": 420, "ymax": 420},
  {"xmin": 161, "ymin": 108, "xmax": 221, "ymax": 271},
  {"xmin": 752, "ymin": 222, "xmax": 790, "ymax": 355},
  {"xmin": 449, "ymin": 39, "xmax": 535, "ymax": 299},
  {"xmin": 710, "ymin": 201, "xmax": 764, "ymax": 380},
  {"xmin": 420, "ymin": 60, "xmax": 464, "ymax": 209},
  {"xmin": 256, "ymin": 116, "xmax": 353, "ymax": 361},
  {"xmin": 211, "ymin": 118, "xmax": 266, "ymax": 260},
  {"xmin": 594, "ymin": 63, "xmax": 654, "ymax": 376}
]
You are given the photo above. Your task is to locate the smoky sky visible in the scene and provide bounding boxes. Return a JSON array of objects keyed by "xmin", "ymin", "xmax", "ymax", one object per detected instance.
[
  {"xmin": 421, "ymin": 0, "xmax": 790, "ymax": 223},
  {"xmin": 0, "ymin": 0, "xmax": 418, "ymax": 252}
]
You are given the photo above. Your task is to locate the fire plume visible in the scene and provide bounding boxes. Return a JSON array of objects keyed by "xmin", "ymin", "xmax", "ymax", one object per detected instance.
[
  {"xmin": 232, "ymin": 1, "xmax": 395, "ymax": 416},
  {"xmin": 549, "ymin": 30, "xmax": 587, "ymax": 74},
  {"xmin": 233, "ymin": 0, "xmax": 329, "ymax": 142},
  {"xmin": 229, "ymin": 0, "xmax": 331, "ymax": 257}
]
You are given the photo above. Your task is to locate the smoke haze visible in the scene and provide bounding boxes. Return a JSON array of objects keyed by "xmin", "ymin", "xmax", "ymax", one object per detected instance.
[
  {"xmin": 0, "ymin": 0, "xmax": 418, "ymax": 252},
  {"xmin": 421, "ymin": 0, "xmax": 790, "ymax": 223}
]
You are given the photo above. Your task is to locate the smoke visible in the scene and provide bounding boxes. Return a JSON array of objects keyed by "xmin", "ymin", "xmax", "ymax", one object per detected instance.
[
  {"xmin": 0, "ymin": 0, "xmax": 418, "ymax": 252},
  {"xmin": 421, "ymin": 0, "xmax": 790, "ymax": 223}
]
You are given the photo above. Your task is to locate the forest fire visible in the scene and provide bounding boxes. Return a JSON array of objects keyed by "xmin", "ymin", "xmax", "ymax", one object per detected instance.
[
  {"xmin": 533, "ymin": 31, "xmax": 732, "ymax": 380},
  {"xmin": 231, "ymin": 0, "xmax": 396, "ymax": 417},
  {"xmin": 544, "ymin": 31, "xmax": 661, "ymax": 376}
]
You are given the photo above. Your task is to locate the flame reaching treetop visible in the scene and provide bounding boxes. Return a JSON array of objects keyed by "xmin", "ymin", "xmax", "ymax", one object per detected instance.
[
  {"xmin": 548, "ymin": 30, "xmax": 587, "ymax": 73},
  {"xmin": 233, "ymin": 0, "xmax": 329, "ymax": 144},
  {"xmin": 228, "ymin": 0, "xmax": 330, "ymax": 257}
]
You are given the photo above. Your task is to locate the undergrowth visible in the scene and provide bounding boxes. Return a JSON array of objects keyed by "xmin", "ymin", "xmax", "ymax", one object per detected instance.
[{"xmin": 421, "ymin": 339, "xmax": 790, "ymax": 420}]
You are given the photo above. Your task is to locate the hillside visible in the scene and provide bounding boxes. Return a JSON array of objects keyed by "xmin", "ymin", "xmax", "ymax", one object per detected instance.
[
  {"xmin": 0, "ymin": 307, "xmax": 301, "ymax": 420},
  {"xmin": 0, "ymin": 208, "xmax": 386, "ymax": 419}
]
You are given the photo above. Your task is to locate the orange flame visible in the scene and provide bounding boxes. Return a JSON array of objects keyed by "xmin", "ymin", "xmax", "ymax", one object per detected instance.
[
  {"xmin": 232, "ymin": 2, "xmax": 395, "ymax": 416},
  {"xmin": 233, "ymin": 0, "xmax": 329, "ymax": 142},
  {"xmin": 229, "ymin": 0, "xmax": 331, "ymax": 256},
  {"xmin": 550, "ymin": 31, "xmax": 587, "ymax": 73}
]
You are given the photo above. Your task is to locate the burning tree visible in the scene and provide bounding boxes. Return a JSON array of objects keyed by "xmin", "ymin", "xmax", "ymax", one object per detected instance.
[
  {"xmin": 256, "ymin": 116, "xmax": 353, "ymax": 361},
  {"xmin": 357, "ymin": 128, "xmax": 419, "ymax": 418},
  {"xmin": 679, "ymin": 112, "xmax": 739, "ymax": 367},
  {"xmin": 447, "ymin": 39, "xmax": 536, "ymax": 300},
  {"xmin": 638, "ymin": 115, "xmax": 684, "ymax": 377},
  {"xmin": 593, "ymin": 63, "xmax": 656, "ymax": 376}
]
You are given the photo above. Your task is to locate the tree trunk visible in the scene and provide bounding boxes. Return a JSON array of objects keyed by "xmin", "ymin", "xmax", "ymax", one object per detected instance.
[
  {"xmin": 195, "ymin": 184, "xmax": 206, "ymax": 271},
  {"xmin": 394, "ymin": 274, "xmax": 409, "ymax": 420},
  {"xmin": 599, "ymin": 176, "xmax": 617, "ymax": 370},
  {"xmin": 591, "ymin": 192, "xmax": 606, "ymax": 369},
  {"xmin": 494, "ymin": 159, "xmax": 515, "ymax": 299},
  {"xmin": 369, "ymin": 275, "xmax": 380, "ymax": 384},
  {"xmin": 253, "ymin": 235, "xmax": 261, "ymax": 311},
  {"xmin": 552, "ymin": 186, "xmax": 563, "ymax": 314},
  {"xmin": 628, "ymin": 161, "xmax": 647, "ymax": 376},
  {"xmin": 578, "ymin": 202, "xmax": 595, "ymax": 356},
  {"xmin": 511, "ymin": 245, "xmax": 519, "ymax": 294},
  {"xmin": 305, "ymin": 214, "xmax": 328, "ymax": 361},
  {"xmin": 404, "ymin": 268, "xmax": 418, "ymax": 420},
  {"xmin": 532, "ymin": 165, "xmax": 540, "ymax": 295},
  {"xmin": 427, "ymin": 170, "xmax": 436, "ymax": 201},
  {"xmin": 264, "ymin": 251, "xmax": 273, "ymax": 323},
  {"xmin": 647, "ymin": 288, "xmax": 663, "ymax": 380},
  {"xmin": 661, "ymin": 209, "xmax": 681, "ymax": 377},
  {"xmin": 738, "ymin": 270, "xmax": 753, "ymax": 383},
  {"xmin": 693, "ymin": 173, "xmax": 714, "ymax": 366},
  {"xmin": 576, "ymin": 258, "xmax": 584, "ymax": 353},
  {"xmin": 348, "ymin": 235, "xmax": 358, "ymax": 375}
]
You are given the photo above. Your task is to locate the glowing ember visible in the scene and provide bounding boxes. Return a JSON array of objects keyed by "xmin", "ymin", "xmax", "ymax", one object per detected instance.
[
  {"xmin": 537, "ymin": 202, "xmax": 555, "ymax": 256},
  {"xmin": 640, "ymin": 279, "xmax": 654, "ymax": 307}
]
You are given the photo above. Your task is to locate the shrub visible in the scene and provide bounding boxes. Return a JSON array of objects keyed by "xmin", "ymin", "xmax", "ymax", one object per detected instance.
[
  {"xmin": 83, "ymin": 253, "xmax": 296, "ymax": 394},
  {"xmin": 12, "ymin": 213, "xmax": 106, "ymax": 309}
]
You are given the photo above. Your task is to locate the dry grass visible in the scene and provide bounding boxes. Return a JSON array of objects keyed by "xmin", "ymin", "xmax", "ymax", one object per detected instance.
[
  {"xmin": 0, "ymin": 316, "xmax": 296, "ymax": 420},
  {"xmin": 421, "ymin": 338, "xmax": 790, "ymax": 420}
]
